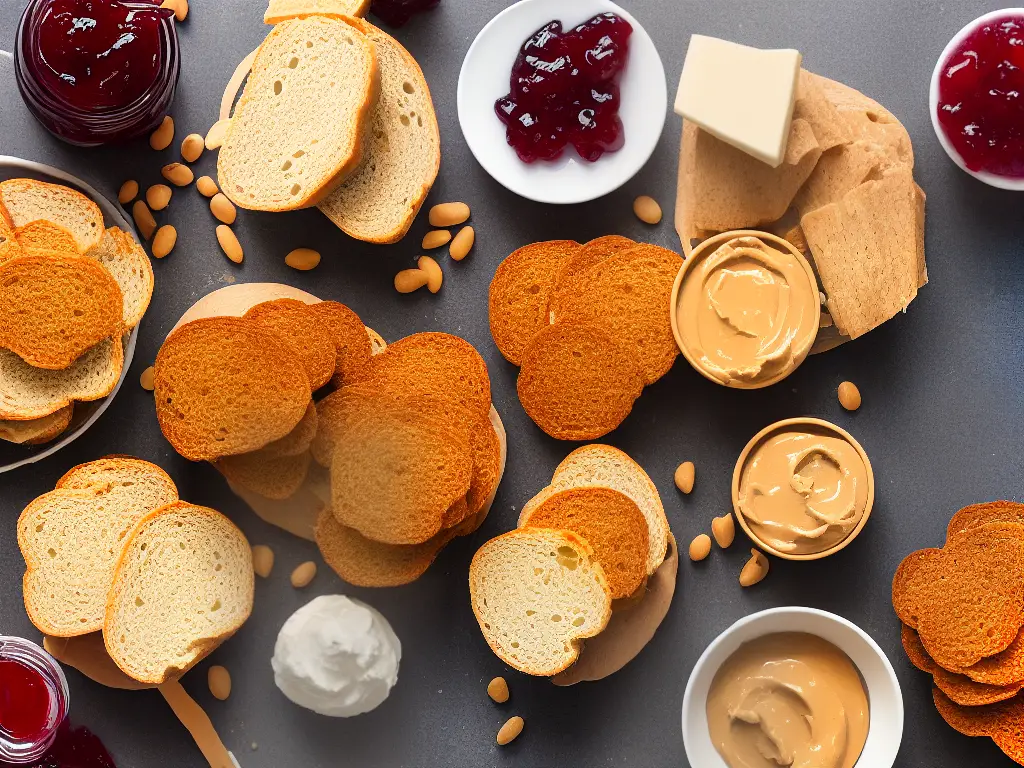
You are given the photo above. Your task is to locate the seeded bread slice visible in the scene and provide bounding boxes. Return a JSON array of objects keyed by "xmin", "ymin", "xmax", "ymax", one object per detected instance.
[
  {"xmin": 318, "ymin": 18, "xmax": 440, "ymax": 244},
  {"xmin": 217, "ymin": 16, "xmax": 378, "ymax": 211},
  {"xmin": 0, "ymin": 404, "xmax": 73, "ymax": 445},
  {"xmin": 469, "ymin": 529, "xmax": 612, "ymax": 676},
  {"xmin": 0, "ymin": 179, "xmax": 104, "ymax": 253},
  {"xmin": 264, "ymin": 0, "xmax": 370, "ymax": 24},
  {"xmin": 86, "ymin": 228, "xmax": 154, "ymax": 330},
  {"xmin": 104, "ymin": 502, "xmax": 254, "ymax": 684}
]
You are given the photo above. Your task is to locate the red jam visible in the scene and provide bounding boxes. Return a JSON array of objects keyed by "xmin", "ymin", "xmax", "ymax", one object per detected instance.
[
  {"xmin": 23, "ymin": 722, "xmax": 116, "ymax": 768},
  {"xmin": 936, "ymin": 14, "xmax": 1024, "ymax": 178},
  {"xmin": 495, "ymin": 13, "xmax": 632, "ymax": 163},
  {"xmin": 370, "ymin": 0, "xmax": 438, "ymax": 28},
  {"xmin": 0, "ymin": 660, "xmax": 51, "ymax": 742}
]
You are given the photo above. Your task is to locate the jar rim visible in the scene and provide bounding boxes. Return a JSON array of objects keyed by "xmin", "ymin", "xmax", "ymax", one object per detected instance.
[{"xmin": 0, "ymin": 636, "xmax": 70, "ymax": 764}]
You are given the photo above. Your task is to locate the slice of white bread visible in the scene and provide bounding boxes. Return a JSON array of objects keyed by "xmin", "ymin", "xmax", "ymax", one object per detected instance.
[
  {"xmin": 217, "ymin": 16, "xmax": 378, "ymax": 211},
  {"xmin": 519, "ymin": 445, "xmax": 670, "ymax": 576},
  {"xmin": 0, "ymin": 179, "xmax": 104, "ymax": 253},
  {"xmin": 86, "ymin": 228, "xmax": 154, "ymax": 330},
  {"xmin": 318, "ymin": 19, "xmax": 440, "ymax": 243},
  {"xmin": 104, "ymin": 502, "xmax": 254, "ymax": 684},
  {"xmin": 0, "ymin": 404, "xmax": 73, "ymax": 445},
  {"xmin": 469, "ymin": 528, "xmax": 612, "ymax": 676},
  {"xmin": 264, "ymin": 0, "xmax": 370, "ymax": 24},
  {"xmin": 18, "ymin": 459, "xmax": 179, "ymax": 637},
  {"xmin": 0, "ymin": 336, "xmax": 124, "ymax": 420}
]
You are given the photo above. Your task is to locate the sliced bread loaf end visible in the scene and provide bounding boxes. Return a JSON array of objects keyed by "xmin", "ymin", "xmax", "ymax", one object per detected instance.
[{"xmin": 264, "ymin": 0, "xmax": 370, "ymax": 24}]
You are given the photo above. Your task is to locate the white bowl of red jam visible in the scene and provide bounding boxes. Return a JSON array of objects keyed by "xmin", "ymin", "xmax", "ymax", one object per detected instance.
[
  {"xmin": 930, "ymin": 9, "xmax": 1024, "ymax": 190},
  {"xmin": 457, "ymin": 0, "xmax": 667, "ymax": 204}
]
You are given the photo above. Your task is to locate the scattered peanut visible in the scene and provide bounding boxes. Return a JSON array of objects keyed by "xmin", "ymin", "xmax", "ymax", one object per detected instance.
[
  {"xmin": 421, "ymin": 230, "xmax": 451, "ymax": 249},
  {"xmin": 152, "ymin": 225, "xmax": 177, "ymax": 259},
  {"xmin": 497, "ymin": 716, "xmax": 524, "ymax": 746},
  {"xmin": 674, "ymin": 461, "xmax": 695, "ymax": 494},
  {"xmin": 428, "ymin": 201, "xmax": 470, "ymax": 227},
  {"xmin": 139, "ymin": 366, "xmax": 155, "ymax": 391},
  {"xmin": 118, "ymin": 180, "xmax": 139, "ymax": 205},
  {"xmin": 417, "ymin": 255, "xmax": 443, "ymax": 293},
  {"xmin": 711, "ymin": 514, "xmax": 736, "ymax": 549},
  {"xmin": 739, "ymin": 549, "xmax": 770, "ymax": 588},
  {"xmin": 160, "ymin": 0, "xmax": 188, "ymax": 21},
  {"xmin": 838, "ymin": 381, "xmax": 862, "ymax": 411},
  {"xmin": 251, "ymin": 545, "xmax": 275, "ymax": 578},
  {"xmin": 487, "ymin": 676, "xmax": 510, "ymax": 704},
  {"xmin": 394, "ymin": 268, "xmax": 429, "ymax": 294},
  {"xmin": 149, "ymin": 115, "xmax": 174, "ymax": 151},
  {"xmin": 290, "ymin": 561, "xmax": 317, "ymax": 588},
  {"xmin": 161, "ymin": 162, "xmax": 194, "ymax": 187},
  {"xmin": 216, "ymin": 225, "xmax": 243, "ymax": 264},
  {"xmin": 181, "ymin": 133, "xmax": 205, "ymax": 163},
  {"xmin": 449, "ymin": 226, "xmax": 475, "ymax": 261},
  {"xmin": 207, "ymin": 665, "xmax": 231, "ymax": 701},
  {"xmin": 146, "ymin": 184, "xmax": 172, "ymax": 211},
  {"xmin": 688, "ymin": 534, "xmax": 712, "ymax": 562},
  {"xmin": 196, "ymin": 175, "xmax": 219, "ymax": 198},
  {"xmin": 205, "ymin": 119, "xmax": 230, "ymax": 150},
  {"xmin": 210, "ymin": 193, "xmax": 237, "ymax": 225},
  {"xmin": 285, "ymin": 248, "xmax": 321, "ymax": 271},
  {"xmin": 633, "ymin": 195, "xmax": 662, "ymax": 224},
  {"xmin": 132, "ymin": 200, "xmax": 157, "ymax": 240}
]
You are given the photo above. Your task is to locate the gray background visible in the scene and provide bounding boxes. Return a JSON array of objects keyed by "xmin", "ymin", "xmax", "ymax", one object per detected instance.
[{"xmin": 0, "ymin": 0, "xmax": 1021, "ymax": 766}]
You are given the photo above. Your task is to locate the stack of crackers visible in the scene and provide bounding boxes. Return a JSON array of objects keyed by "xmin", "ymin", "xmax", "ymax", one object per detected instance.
[
  {"xmin": 893, "ymin": 502, "xmax": 1024, "ymax": 764},
  {"xmin": 0, "ymin": 179, "xmax": 153, "ymax": 446},
  {"xmin": 489, "ymin": 237, "xmax": 682, "ymax": 441},
  {"xmin": 676, "ymin": 70, "xmax": 927, "ymax": 351}
]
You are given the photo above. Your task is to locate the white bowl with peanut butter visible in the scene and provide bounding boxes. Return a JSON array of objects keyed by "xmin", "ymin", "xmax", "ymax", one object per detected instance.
[
  {"xmin": 732, "ymin": 418, "xmax": 873, "ymax": 561},
  {"xmin": 670, "ymin": 232, "xmax": 820, "ymax": 389},
  {"xmin": 682, "ymin": 607, "xmax": 903, "ymax": 768}
]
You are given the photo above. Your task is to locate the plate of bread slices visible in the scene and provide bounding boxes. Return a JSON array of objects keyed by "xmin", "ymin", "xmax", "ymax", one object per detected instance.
[{"xmin": 0, "ymin": 158, "xmax": 153, "ymax": 473}]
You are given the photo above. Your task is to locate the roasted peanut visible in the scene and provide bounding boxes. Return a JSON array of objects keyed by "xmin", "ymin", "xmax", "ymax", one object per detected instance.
[
  {"xmin": 207, "ymin": 665, "xmax": 231, "ymax": 701},
  {"xmin": 285, "ymin": 248, "xmax": 321, "ymax": 271},
  {"xmin": 181, "ymin": 133, "xmax": 204, "ymax": 163},
  {"xmin": 152, "ymin": 225, "xmax": 177, "ymax": 259},
  {"xmin": 688, "ymin": 534, "xmax": 712, "ymax": 562},
  {"xmin": 487, "ymin": 676, "xmax": 510, "ymax": 704},
  {"xmin": 711, "ymin": 514, "xmax": 736, "ymax": 549},
  {"xmin": 428, "ymin": 202, "xmax": 470, "ymax": 227},
  {"xmin": 205, "ymin": 119, "xmax": 230, "ymax": 150},
  {"xmin": 252, "ymin": 545, "xmax": 275, "ymax": 578},
  {"xmin": 497, "ymin": 716, "xmax": 524, "ymax": 746},
  {"xmin": 449, "ymin": 226, "xmax": 475, "ymax": 261},
  {"xmin": 139, "ymin": 366, "xmax": 155, "ymax": 391},
  {"xmin": 633, "ymin": 195, "xmax": 662, "ymax": 224},
  {"xmin": 290, "ymin": 561, "xmax": 317, "ymax": 588},
  {"xmin": 838, "ymin": 381, "xmax": 862, "ymax": 411},
  {"xmin": 417, "ymin": 256, "xmax": 443, "ymax": 293},
  {"xmin": 146, "ymin": 184, "xmax": 172, "ymax": 211},
  {"xmin": 394, "ymin": 268, "xmax": 428, "ymax": 294},
  {"xmin": 210, "ymin": 193, "xmax": 237, "ymax": 225},
  {"xmin": 149, "ymin": 115, "xmax": 174, "ymax": 151},
  {"xmin": 118, "ymin": 180, "xmax": 139, "ymax": 205},
  {"xmin": 162, "ymin": 162, "xmax": 194, "ymax": 187},
  {"xmin": 421, "ymin": 230, "xmax": 451, "ymax": 249},
  {"xmin": 132, "ymin": 200, "xmax": 157, "ymax": 240},
  {"xmin": 216, "ymin": 225, "xmax": 243, "ymax": 264},
  {"xmin": 160, "ymin": 0, "xmax": 188, "ymax": 21},
  {"xmin": 739, "ymin": 549, "xmax": 770, "ymax": 587},
  {"xmin": 674, "ymin": 461, "xmax": 695, "ymax": 494},
  {"xmin": 196, "ymin": 176, "xmax": 219, "ymax": 198}
]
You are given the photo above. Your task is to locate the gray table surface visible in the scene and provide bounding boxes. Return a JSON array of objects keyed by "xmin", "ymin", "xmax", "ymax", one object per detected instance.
[{"xmin": 1, "ymin": 0, "xmax": 1022, "ymax": 766}]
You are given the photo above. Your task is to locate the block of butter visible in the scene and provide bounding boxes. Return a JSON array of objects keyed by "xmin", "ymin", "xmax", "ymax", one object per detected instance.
[{"xmin": 675, "ymin": 35, "xmax": 802, "ymax": 168}]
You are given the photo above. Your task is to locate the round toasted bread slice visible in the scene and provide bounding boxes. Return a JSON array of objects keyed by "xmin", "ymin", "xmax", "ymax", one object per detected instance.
[
  {"xmin": 104, "ymin": 501, "xmax": 254, "ymax": 685},
  {"xmin": 154, "ymin": 317, "xmax": 311, "ymax": 461},
  {"xmin": 469, "ymin": 528, "xmax": 612, "ymax": 676},
  {"xmin": 213, "ymin": 448, "xmax": 311, "ymax": 500},
  {"xmin": 549, "ymin": 235, "xmax": 635, "ymax": 323},
  {"xmin": 310, "ymin": 383, "xmax": 379, "ymax": 467},
  {"xmin": 488, "ymin": 240, "xmax": 580, "ymax": 365},
  {"xmin": 517, "ymin": 321, "xmax": 644, "ymax": 441},
  {"xmin": 0, "ymin": 404, "xmax": 73, "ymax": 445},
  {"xmin": 467, "ymin": 408, "xmax": 502, "ymax": 517},
  {"xmin": 520, "ymin": 487, "xmax": 648, "ymax": 600},
  {"xmin": 0, "ymin": 254, "xmax": 123, "ymax": 370},
  {"xmin": 304, "ymin": 301, "xmax": 372, "ymax": 386},
  {"xmin": 14, "ymin": 220, "xmax": 81, "ymax": 255},
  {"xmin": 261, "ymin": 400, "xmax": 317, "ymax": 458},
  {"xmin": 553, "ymin": 243, "xmax": 683, "ymax": 385},
  {"xmin": 243, "ymin": 299, "xmax": 336, "ymax": 390}
]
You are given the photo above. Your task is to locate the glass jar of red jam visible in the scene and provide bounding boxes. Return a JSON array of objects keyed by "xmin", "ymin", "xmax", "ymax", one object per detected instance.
[
  {"xmin": 0, "ymin": 637, "xmax": 69, "ymax": 764},
  {"xmin": 15, "ymin": 0, "xmax": 180, "ymax": 147}
]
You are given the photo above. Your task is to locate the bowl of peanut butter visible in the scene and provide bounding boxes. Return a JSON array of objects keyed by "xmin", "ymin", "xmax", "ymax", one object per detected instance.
[{"xmin": 682, "ymin": 607, "xmax": 903, "ymax": 768}]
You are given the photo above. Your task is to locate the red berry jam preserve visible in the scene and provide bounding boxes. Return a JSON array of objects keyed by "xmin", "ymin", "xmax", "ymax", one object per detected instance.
[
  {"xmin": 936, "ymin": 13, "xmax": 1024, "ymax": 178},
  {"xmin": 0, "ymin": 638, "xmax": 69, "ymax": 764},
  {"xmin": 495, "ymin": 13, "xmax": 632, "ymax": 163},
  {"xmin": 15, "ymin": 0, "xmax": 180, "ymax": 146},
  {"xmin": 370, "ymin": 0, "xmax": 438, "ymax": 28},
  {"xmin": 28, "ymin": 722, "xmax": 116, "ymax": 768}
]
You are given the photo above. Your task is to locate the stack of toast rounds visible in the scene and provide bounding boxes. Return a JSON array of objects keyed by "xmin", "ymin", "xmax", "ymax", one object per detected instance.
[
  {"xmin": 470, "ymin": 445, "xmax": 677, "ymax": 684},
  {"xmin": 0, "ymin": 179, "xmax": 153, "ymax": 447},
  {"xmin": 489, "ymin": 236, "xmax": 683, "ymax": 441},
  {"xmin": 215, "ymin": 0, "xmax": 440, "ymax": 244},
  {"xmin": 893, "ymin": 502, "xmax": 1024, "ymax": 765},
  {"xmin": 154, "ymin": 283, "xmax": 507, "ymax": 589},
  {"xmin": 17, "ymin": 457, "xmax": 254, "ymax": 685}
]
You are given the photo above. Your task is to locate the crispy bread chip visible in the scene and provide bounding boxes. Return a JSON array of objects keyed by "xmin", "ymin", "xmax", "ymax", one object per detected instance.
[
  {"xmin": 214, "ymin": 449, "xmax": 311, "ymax": 500},
  {"xmin": 933, "ymin": 688, "xmax": 1024, "ymax": 765},
  {"xmin": 243, "ymin": 298, "xmax": 336, "ymax": 390},
  {"xmin": 549, "ymin": 236, "xmax": 634, "ymax": 324},
  {"xmin": 305, "ymin": 301, "xmax": 372, "ymax": 387}
]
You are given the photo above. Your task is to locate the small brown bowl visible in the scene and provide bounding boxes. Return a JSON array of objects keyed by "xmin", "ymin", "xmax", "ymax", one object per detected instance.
[
  {"xmin": 669, "ymin": 230, "xmax": 821, "ymax": 390},
  {"xmin": 731, "ymin": 417, "xmax": 874, "ymax": 561}
]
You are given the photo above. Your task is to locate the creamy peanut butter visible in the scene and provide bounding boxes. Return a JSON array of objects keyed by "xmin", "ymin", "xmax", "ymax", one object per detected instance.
[
  {"xmin": 675, "ymin": 236, "xmax": 818, "ymax": 387},
  {"xmin": 736, "ymin": 426, "xmax": 870, "ymax": 555},
  {"xmin": 707, "ymin": 632, "xmax": 869, "ymax": 768}
]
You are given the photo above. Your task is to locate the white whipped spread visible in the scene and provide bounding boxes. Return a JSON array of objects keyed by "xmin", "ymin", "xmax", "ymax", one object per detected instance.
[{"xmin": 271, "ymin": 595, "xmax": 401, "ymax": 717}]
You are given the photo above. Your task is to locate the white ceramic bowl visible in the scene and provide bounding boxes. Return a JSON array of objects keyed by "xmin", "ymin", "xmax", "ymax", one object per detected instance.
[
  {"xmin": 929, "ymin": 8, "xmax": 1024, "ymax": 191},
  {"xmin": 0, "ymin": 156, "xmax": 138, "ymax": 474},
  {"xmin": 457, "ymin": 0, "xmax": 667, "ymax": 204},
  {"xmin": 682, "ymin": 607, "xmax": 903, "ymax": 768}
]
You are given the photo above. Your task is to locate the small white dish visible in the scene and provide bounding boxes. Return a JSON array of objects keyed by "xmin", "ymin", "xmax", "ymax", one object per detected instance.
[
  {"xmin": 0, "ymin": 156, "xmax": 139, "ymax": 474},
  {"xmin": 682, "ymin": 607, "xmax": 903, "ymax": 768},
  {"xmin": 929, "ymin": 8, "xmax": 1024, "ymax": 191},
  {"xmin": 457, "ymin": 0, "xmax": 667, "ymax": 205}
]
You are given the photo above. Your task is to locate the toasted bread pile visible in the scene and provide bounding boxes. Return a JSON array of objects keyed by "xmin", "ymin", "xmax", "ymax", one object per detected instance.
[
  {"xmin": 215, "ymin": 3, "xmax": 440, "ymax": 244},
  {"xmin": 894, "ymin": 502, "xmax": 1024, "ymax": 763},
  {"xmin": 489, "ymin": 237, "xmax": 682, "ymax": 440},
  {"xmin": 17, "ymin": 457, "xmax": 254, "ymax": 685},
  {"xmin": 0, "ymin": 179, "xmax": 155, "ymax": 446},
  {"xmin": 470, "ymin": 446, "xmax": 673, "ymax": 677}
]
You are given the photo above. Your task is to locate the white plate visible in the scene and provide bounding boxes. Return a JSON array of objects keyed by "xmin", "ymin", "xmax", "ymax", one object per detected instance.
[
  {"xmin": 457, "ymin": 0, "xmax": 667, "ymax": 204},
  {"xmin": 682, "ymin": 607, "xmax": 903, "ymax": 768},
  {"xmin": 0, "ymin": 156, "xmax": 139, "ymax": 474}
]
